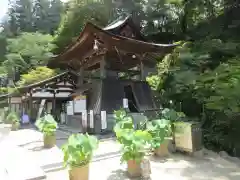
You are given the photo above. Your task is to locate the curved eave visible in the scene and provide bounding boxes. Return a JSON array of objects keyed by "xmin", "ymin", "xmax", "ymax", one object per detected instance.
[
  {"xmin": 17, "ymin": 71, "xmax": 69, "ymax": 92},
  {"xmin": 49, "ymin": 22, "xmax": 177, "ymax": 67},
  {"xmin": 103, "ymin": 16, "xmax": 130, "ymax": 31}
]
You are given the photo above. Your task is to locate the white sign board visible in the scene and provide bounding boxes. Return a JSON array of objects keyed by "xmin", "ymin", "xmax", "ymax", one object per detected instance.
[
  {"xmin": 101, "ymin": 111, "xmax": 107, "ymax": 129},
  {"xmin": 90, "ymin": 110, "xmax": 94, "ymax": 128},
  {"xmin": 67, "ymin": 101, "xmax": 74, "ymax": 115},
  {"xmin": 10, "ymin": 97, "xmax": 22, "ymax": 103},
  {"xmin": 74, "ymin": 95, "xmax": 86, "ymax": 113},
  {"xmin": 123, "ymin": 98, "xmax": 128, "ymax": 109},
  {"xmin": 60, "ymin": 113, "xmax": 66, "ymax": 124},
  {"xmin": 82, "ymin": 110, "xmax": 87, "ymax": 128}
]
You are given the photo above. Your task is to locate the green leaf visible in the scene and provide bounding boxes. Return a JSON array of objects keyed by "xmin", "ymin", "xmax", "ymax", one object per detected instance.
[
  {"xmin": 61, "ymin": 134, "xmax": 99, "ymax": 168},
  {"xmin": 35, "ymin": 114, "xmax": 58, "ymax": 135}
]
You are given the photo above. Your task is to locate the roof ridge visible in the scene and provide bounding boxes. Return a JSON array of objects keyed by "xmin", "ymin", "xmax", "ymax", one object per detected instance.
[{"xmin": 103, "ymin": 15, "xmax": 129, "ymax": 29}]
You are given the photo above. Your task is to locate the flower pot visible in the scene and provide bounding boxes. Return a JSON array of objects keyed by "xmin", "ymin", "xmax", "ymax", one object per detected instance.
[
  {"xmin": 43, "ymin": 134, "xmax": 56, "ymax": 148},
  {"xmin": 127, "ymin": 160, "xmax": 142, "ymax": 178},
  {"xmin": 154, "ymin": 139, "xmax": 170, "ymax": 157},
  {"xmin": 11, "ymin": 123, "xmax": 19, "ymax": 131},
  {"xmin": 69, "ymin": 164, "xmax": 89, "ymax": 180}
]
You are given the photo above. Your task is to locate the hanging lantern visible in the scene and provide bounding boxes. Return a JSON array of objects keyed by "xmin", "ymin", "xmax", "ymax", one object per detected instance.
[{"xmin": 93, "ymin": 39, "xmax": 98, "ymax": 50}]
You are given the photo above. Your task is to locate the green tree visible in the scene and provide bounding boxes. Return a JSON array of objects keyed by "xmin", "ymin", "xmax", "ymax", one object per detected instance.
[
  {"xmin": 4, "ymin": 0, "xmax": 63, "ymax": 35},
  {"xmin": 53, "ymin": 0, "xmax": 114, "ymax": 53},
  {"xmin": 32, "ymin": 0, "xmax": 63, "ymax": 34},
  {"xmin": 12, "ymin": 0, "xmax": 33, "ymax": 32},
  {"xmin": 3, "ymin": 32, "xmax": 55, "ymax": 75},
  {"xmin": 17, "ymin": 66, "xmax": 57, "ymax": 86}
]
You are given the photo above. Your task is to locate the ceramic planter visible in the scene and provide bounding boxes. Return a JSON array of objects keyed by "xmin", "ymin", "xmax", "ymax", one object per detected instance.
[
  {"xmin": 43, "ymin": 134, "xmax": 56, "ymax": 148},
  {"xmin": 69, "ymin": 164, "xmax": 89, "ymax": 180},
  {"xmin": 154, "ymin": 139, "xmax": 170, "ymax": 157},
  {"xmin": 127, "ymin": 160, "xmax": 142, "ymax": 178}
]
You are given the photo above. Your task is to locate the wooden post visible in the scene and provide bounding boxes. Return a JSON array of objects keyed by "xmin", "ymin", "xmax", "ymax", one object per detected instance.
[
  {"xmin": 140, "ymin": 60, "xmax": 145, "ymax": 81},
  {"xmin": 29, "ymin": 91, "xmax": 33, "ymax": 121},
  {"xmin": 100, "ymin": 55, "xmax": 106, "ymax": 78},
  {"xmin": 20, "ymin": 96, "xmax": 23, "ymax": 115},
  {"xmin": 52, "ymin": 90, "xmax": 56, "ymax": 117},
  {"xmin": 139, "ymin": 54, "xmax": 146, "ymax": 81},
  {"xmin": 8, "ymin": 96, "xmax": 11, "ymax": 111},
  {"xmin": 77, "ymin": 67, "xmax": 84, "ymax": 87}
]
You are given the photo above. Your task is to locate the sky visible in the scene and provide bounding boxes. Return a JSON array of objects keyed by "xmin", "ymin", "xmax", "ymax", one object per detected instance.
[
  {"xmin": 0, "ymin": 0, "xmax": 68, "ymax": 21},
  {"xmin": 0, "ymin": 0, "xmax": 8, "ymax": 21}
]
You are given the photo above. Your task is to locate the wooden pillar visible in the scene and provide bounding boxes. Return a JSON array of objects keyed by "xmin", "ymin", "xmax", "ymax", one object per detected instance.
[
  {"xmin": 29, "ymin": 91, "xmax": 33, "ymax": 120},
  {"xmin": 52, "ymin": 90, "xmax": 56, "ymax": 117},
  {"xmin": 137, "ymin": 54, "xmax": 145, "ymax": 81},
  {"xmin": 100, "ymin": 55, "xmax": 106, "ymax": 78},
  {"xmin": 77, "ymin": 67, "xmax": 84, "ymax": 87},
  {"xmin": 20, "ymin": 96, "xmax": 23, "ymax": 115},
  {"xmin": 140, "ymin": 60, "xmax": 145, "ymax": 81},
  {"xmin": 8, "ymin": 96, "xmax": 11, "ymax": 111}
]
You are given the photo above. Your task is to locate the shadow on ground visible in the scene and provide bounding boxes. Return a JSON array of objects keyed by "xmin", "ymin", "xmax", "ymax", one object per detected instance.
[{"xmin": 106, "ymin": 169, "xmax": 129, "ymax": 180}]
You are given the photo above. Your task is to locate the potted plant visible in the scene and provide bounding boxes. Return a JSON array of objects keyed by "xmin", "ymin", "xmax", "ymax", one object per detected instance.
[
  {"xmin": 114, "ymin": 109, "xmax": 152, "ymax": 178},
  {"xmin": 5, "ymin": 111, "xmax": 20, "ymax": 131},
  {"xmin": 62, "ymin": 134, "xmax": 98, "ymax": 180},
  {"xmin": 147, "ymin": 119, "xmax": 172, "ymax": 157},
  {"xmin": 35, "ymin": 114, "xmax": 58, "ymax": 148},
  {"xmin": 161, "ymin": 108, "xmax": 185, "ymax": 150}
]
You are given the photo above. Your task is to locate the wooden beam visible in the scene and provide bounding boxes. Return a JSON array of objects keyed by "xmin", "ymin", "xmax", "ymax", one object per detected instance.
[
  {"xmin": 105, "ymin": 67, "xmax": 140, "ymax": 74},
  {"xmin": 81, "ymin": 48, "xmax": 107, "ymax": 69},
  {"xmin": 82, "ymin": 55, "xmax": 101, "ymax": 69},
  {"xmin": 32, "ymin": 88, "xmax": 74, "ymax": 94},
  {"xmin": 50, "ymin": 84, "xmax": 75, "ymax": 89}
]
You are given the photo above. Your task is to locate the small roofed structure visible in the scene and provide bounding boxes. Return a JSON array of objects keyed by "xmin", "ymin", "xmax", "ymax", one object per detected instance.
[
  {"xmin": 1, "ymin": 71, "xmax": 78, "ymax": 122},
  {"xmin": 48, "ymin": 16, "xmax": 176, "ymax": 133}
]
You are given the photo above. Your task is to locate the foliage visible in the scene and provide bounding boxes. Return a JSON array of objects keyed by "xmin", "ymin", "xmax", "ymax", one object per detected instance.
[
  {"xmin": 0, "ymin": 87, "xmax": 10, "ymax": 95},
  {"xmin": 35, "ymin": 114, "xmax": 58, "ymax": 136},
  {"xmin": 53, "ymin": 0, "xmax": 114, "ymax": 53},
  {"xmin": 0, "ymin": 0, "xmax": 63, "ymax": 78},
  {"xmin": 17, "ymin": 66, "xmax": 57, "ymax": 87},
  {"xmin": 114, "ymin": 109, "xmax": 152, "ymax": 163},
  {"xmin": 118, "ymin": 129, "xmax": 152, "ymax": 163},
  {"xmin": 5, "ymin": 111, "xmax": 20, "ymax": 124},
  {"xmin": 161, "ymin": 108, "xmax": 186, "ymax": 122},
  {"xmin": 53, "ymin": 0, "xmax": 224, "ymax": 53},
  {"xmin": 113, "ymin": 109, "xmax": 134, "ymax": 137},
  {"xmin": 4, "ymin": 0, "xmax": 63, "ymax": 35},
  {"xmin": 148, "ymin": 38, "xmax": 240, "ymax": 154},
  {"xmin": 147, "ymin": 119, "xmax": 171, "ymax": 149},
  {"xmin": 62, "ymin": 134, "xmax": 99, "ymax": 168},
  {"xmin": 3, "ymin": 32, "xmax": 55, "ymax": 75}
]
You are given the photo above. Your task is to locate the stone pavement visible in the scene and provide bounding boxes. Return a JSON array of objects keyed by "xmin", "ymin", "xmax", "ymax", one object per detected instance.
[
  {"xmin": 46, "ymin": 151, "xmax": 240, "ymax": 180},
  {"xmin": 1, "ymin": 128, "xmax": 240, "ymax": 180}
]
